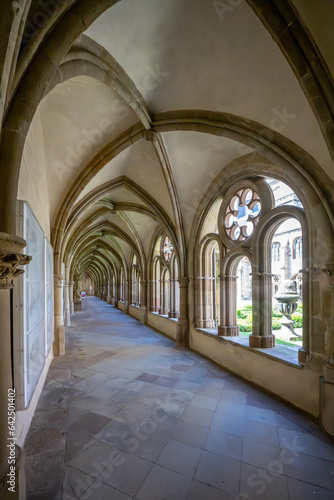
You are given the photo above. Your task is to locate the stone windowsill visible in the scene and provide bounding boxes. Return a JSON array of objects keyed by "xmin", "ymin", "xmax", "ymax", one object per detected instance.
[
  {"xmin": 196, "ymin": 328, "xmax": 303, "ymax": 368},
  {"xmin": 150, "ymin": 311, "xmax": 179, "ymax": 322}
]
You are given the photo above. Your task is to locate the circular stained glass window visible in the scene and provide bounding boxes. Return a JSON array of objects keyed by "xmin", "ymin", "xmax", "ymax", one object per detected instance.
[
  {"xmin": 162, "ymin": 236, "xmax": 173, "ymax": 261},
  {"xmin": 224, "ymin": 188, "xmax": 261, "ymax": 241}
]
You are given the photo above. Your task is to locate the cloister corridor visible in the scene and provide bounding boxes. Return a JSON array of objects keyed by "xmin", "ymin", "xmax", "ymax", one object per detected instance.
[{"xmin": 24, "ymin": 297, "xmax": 334, "ymax": 500}]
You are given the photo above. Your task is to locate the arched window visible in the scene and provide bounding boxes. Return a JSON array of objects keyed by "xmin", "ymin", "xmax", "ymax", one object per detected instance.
[
  {"xmin": 271, "ymin": 242, "xmax": 281, "ymax": 262},
  {"xmin": 196, "ymin": 176, "xmax": 307, "ymax": 360},
  {"xmin": 293, "ymin": 237, "xmax": 302, "ymax": 259},
  {"xmin": 150, "ymin": 234, "xmax": 179, "ymax": 318}
]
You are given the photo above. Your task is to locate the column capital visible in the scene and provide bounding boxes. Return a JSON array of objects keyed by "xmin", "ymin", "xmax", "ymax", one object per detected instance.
[
  {"xmin": 177, "ymin": 276, "xmax": 189, "ymax": 288},
  {"xmin": 54, "ymin": 274, "xmax": 63, "ymax": 288},
  {"xmin": 0, "ymin": 233, "xmax": 31, "ymax": 289},
  {"xmin": 65, "ymin": 279, "xmax": 70, "ymax": 286},
  {"xmin": 141, "ymin": 279, "xmax": 148, "ymax": 286}
]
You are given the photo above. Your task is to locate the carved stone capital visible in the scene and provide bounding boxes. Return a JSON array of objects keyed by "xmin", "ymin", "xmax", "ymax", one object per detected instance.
[
  {"xmin": 0, "ymin": 233, "xmax": 31, "ymax": 288},
  {"xmin": 141, "ymin": 280, "xmax": 148, "ymax": 287},
  {"xmin": 177, "ymin": 276, "xmax": 189, "ymax": 288},
  {"xmin": 143, "ymin": 129, "xmax": 157, "ymax": 142},
  {"xmin": 54, "ymin": 274, "xmax": 63, "ymax": 288},
  {"xmin": 65, "ymin": 279, "xmax": 70, "ymax": 286}
]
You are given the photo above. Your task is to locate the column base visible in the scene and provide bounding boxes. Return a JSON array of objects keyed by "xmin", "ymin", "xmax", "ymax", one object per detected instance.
[
  {"xmin": 106, "ymin": 296, "xmax": 111, "ymax": 304},
  {"xmin": 168, "ymin": 311, "xmax": 179, "ymax": 319},
  {"xmin": 74, "ymin": 299, "xmax": 82, "ymax": 311},
  {"xmin": 159, "ymin": 309, "xmax": 169, "ymax": 315},
  {"xmin": 176, "ymin": 318, "xmax": 189, "ymax": 347},
  {"xmin": 54, "ymin": 326, "xmax": 65, "ymax": 356},
  {"xmin": 249, "ymin": 334, "xmax": 275, "ymax": 348},
  {"xmin": 218, "ymin": 325, "xmax": 240, "ymax": 336}
]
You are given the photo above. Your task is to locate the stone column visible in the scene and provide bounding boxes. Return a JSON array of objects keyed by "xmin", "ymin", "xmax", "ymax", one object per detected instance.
[
  {"xmin": 318, "ymin": 264, "xmax": 334, "ymax": 436},
  {"xmin": 249, "ymin": 272, "xmax": 275, "ymax": 348},
  {"xmin": 140, "ymin": 280, "xmax": 148, "ymax": 324},
  {"xmin": 54, "ymin": 274, "xmax": 65, "ymax": 355},
  {"xmin": 124, "ymin": 281, "xmax": 130, "ymax": 313},
  {"xmin": 218, "ymin": 274, "xmax": 239, "ymax": 336},
  {"xmin": 0, "ymin": 233, "xmax": 31, "ymax": 500},
  {"xmin": 69, "ymin": 281, "xmax": 74, "ymax": 314},
  {"xmin": 168, "ymin": 279, "xmax": 179, "ymax": 318},
  {"xmin": 115, "ymin": 283, "xmax": 120, "ymax": 308},
  {"xmin": 106, "ymin": 281, "xmax": 112, "ymax": 304},
  {"xmin": 64, "ymin": 279, "xmax": 71, "ymax": 327},
  {"xmin": 177, "ymin": 277, "xmax": 190, "ymax": 347}
]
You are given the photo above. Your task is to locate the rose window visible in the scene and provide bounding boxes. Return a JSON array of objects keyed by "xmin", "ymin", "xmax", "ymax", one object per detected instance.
[
  {"xmin": 163, "ymin": 236, "xmax": 173, "ymax": 261},
  {"xmin": 225, "ymin": 188, "xmax": 261, "ymax": 241}
]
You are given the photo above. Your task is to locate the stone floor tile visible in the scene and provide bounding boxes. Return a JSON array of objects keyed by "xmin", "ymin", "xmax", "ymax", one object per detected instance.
[
  {"xmin": 195, "ymin": 450, "xmax": 241, "ymax": 495},
  {"xmin": 220, "ymin": 389, "xmax": 248, "ymax": 404},
  {"xmin": 195, "ymin": 384, "xmax": 222, "ymax": 399},
  {"xmin": 186, "ymin": 480, "xmax": 234, "ymax": 500},
  {"xmin": 211, "ymin": 413, "xmax": 245, "ymax": 436},
  {"xmin": 190, "ymin": 394, "xmax": 218, "ymax": 411},
  {"xmin": 181, "ymin": 405, "xmax": 214, "ymax": 427},
  {"xmin": 242, "ymin": 439, "xmax": 282, "ymax": 469},
  {"xmin": 69, "ymin": 411, "xmax": 111, "ymax": 436},
  {"xmin": 216, "ymin": 400, "xmax": 246, "ymax": 418},
  {"xmin": 243, "ymin": 419, "xmax": 279, "ymax": 446},
  {"xmin": 278, "ymin": 427, "xmax": 321, "ymax": 458},
  {"xmin": 99, "ymin": 449, "xmax": 153, "ymax": 496},
  {"xmin": 157, "ymin": 439, "xmax": 201, "ymax": 477},
  {"xmin": 239, "ymin": 462, "xmax": 289, "ymax": 500},
  {"xmin": 286, "ymin": 476, "xmax": 334, "ymax": 500},
  {"xmin": 171, "ymin": 420, "xmax": 209, "ymax": 448},
  {"xmin": 245, "ymin": 405, "xmax": 277, "ymax": 426},
  {"xmin": 204, "ymin": 428, "xmax": 243, "ymax": 460},
  {"xmin": 136, "ymin": 464, "xmax": 192, "ymax": 500}
]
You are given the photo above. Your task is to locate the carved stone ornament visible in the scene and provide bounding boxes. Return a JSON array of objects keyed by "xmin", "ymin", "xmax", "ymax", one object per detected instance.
[
  {"xmin": 317, "ymin": 264, "xmax": 334, "ymax": 289},
  {"xmin": 143, "ymin": 130, "xmax": 157, "ymax": 142},
  {"xmin": 177, "ymin": 277, "xmax": 190, "ymax": 288},
  {"xmin": 54, "ymin": 274, "xmax": 63, "ymax": 287},
  {"xmin": 0, "ymin": 250, "xmax": 32, "ymax": 287}
]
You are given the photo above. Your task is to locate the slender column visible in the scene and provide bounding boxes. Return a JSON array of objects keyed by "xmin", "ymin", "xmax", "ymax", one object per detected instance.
[
  {"xmin": 249, "ymin": 272, "xmax": 275, "ymax": 348},
  {"xmin": 115, "ymin": 283, "xmax": 120, "ymax": 308},
  {"xmin": 168, "ymin": 279, "xmax": 179, "ymax": 318},
  {"xmin": 69, "ymin": 281, "xmax": 74, "ymax": 314},
  {"xmin": 218, "ymin": 274, "xmax": 239, "ymax": 336},
  {"xmin": 0, "ymin": 233, "xmax": 30, "ymax": 499},
  {"xmin": 106, "ymin": 281, "xmax": 112, "ymax": 304},
  {"xmin": 64, "ymin": 279, "xmax": 70, "ymax": 326},
  {"xmin": 54, "ymin": 274, "xmax": 65, "ymax": 355},
  {"xmin": 140, "ymin": 280, "xmax": 148, "ymax": 324},
  {"xmin": 177, "ymin": 277, "xmax": 190, "ymax": 347},
  {"xmin": 124, "ymin": 281, "xmax": 130, "ymax": 313}
]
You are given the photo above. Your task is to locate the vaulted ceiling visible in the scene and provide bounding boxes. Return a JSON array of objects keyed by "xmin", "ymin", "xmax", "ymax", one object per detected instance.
[{"xmin": 8, "ymin": 0, "xmax": 334, "ymax": 280}]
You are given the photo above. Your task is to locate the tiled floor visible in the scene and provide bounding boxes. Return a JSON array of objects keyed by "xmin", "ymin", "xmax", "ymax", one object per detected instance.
[{"xmin": 25, "ymin": 297, "xmax": 334, "ymax": 499}]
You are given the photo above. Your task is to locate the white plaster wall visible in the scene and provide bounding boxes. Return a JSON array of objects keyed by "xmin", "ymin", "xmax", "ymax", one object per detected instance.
[
  {"xmin": 190, "ymin": 328, "xmax": 320, "ymax": 417},
  {"xmin": 15, "ymin": 349, "xmax": 53, "ymax": 447},
  {"xmin": 18, "ymin": 107, "xmax": 50, "ymax": 239},
  {"xmin": 148, "ymin": 313, "xmax": 177, "ymax": 340}
]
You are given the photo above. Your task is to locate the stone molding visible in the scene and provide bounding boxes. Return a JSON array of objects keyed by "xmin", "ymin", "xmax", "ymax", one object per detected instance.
[
  {"xmin": 54, "ymin": 274, "xmax": 63, "ymax": 288},
  {"xmin": 0, "ymin": 233, "xmax": 31, "ymax": 288}
]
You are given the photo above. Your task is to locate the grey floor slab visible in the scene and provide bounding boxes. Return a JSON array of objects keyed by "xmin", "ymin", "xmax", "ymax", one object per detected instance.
[{"xmin": 23, "ymin": 297, "xmax": 334, "ymax": 499}]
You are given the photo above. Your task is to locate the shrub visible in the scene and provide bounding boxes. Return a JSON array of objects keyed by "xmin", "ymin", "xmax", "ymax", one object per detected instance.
[
  {"xmin": 237, "ymin": 309, "xmax": 248, "ymax": 319},
  {"xmin": 272, "ymin": 309, "xmax": 283, "ymax": 318},
  {"xmin": 238, "ymin": 321, "xmax": 252, "ymax": 332},
  {"xmin": 292, "ymin": 313, "xmax": 303, "ymax": 328},
  {"xmin": 272, "ymin": 320, "xmax": 282, "ymax": 330}
]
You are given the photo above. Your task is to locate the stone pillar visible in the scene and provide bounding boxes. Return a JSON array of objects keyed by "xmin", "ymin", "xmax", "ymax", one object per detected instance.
[
  {"xmin": 318, "ymin": 264, "xmax": 334, "ymax": 436},
  {"xmin": 69, "ymin": 281, "xmax": 74, "ymax": 314},
  {"xmin": 54, "ymin": 274, "xmax": 65, "ymax": 356},
  {"xmin": 115, "ymin": 283, "xmax": 120, "ymax": 308},
  {"xmin": 64, "ymin": 279, "xmax": 71, "ymax": 327},
  {"xmin": 177, "ymin": 277, "xmax": 189, "ymax": 347},
  {"xmin": 249, "ymin": 272, "xmax": 275, "ymax": 348},
  {"xmin": 218, "ymin": 274, "xmax": 239, "ymax": 336},
  {"xmin": 124, "ymin": 281, "xmax": 130, "ymax": 313},
  {"xmin": 0, "ymin": 233, "xmax": 30, "ymax": 500},
  {"xmin": 168, "ymin": 279, "xmax": 179, "ymax": 318},
  {"xmin": 140, "ymin": 280, "xmax": 148, "ymax": 324},
  {"xmin": 106, "ymin": 281, "xmax": 112, "ymax": 304}
]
